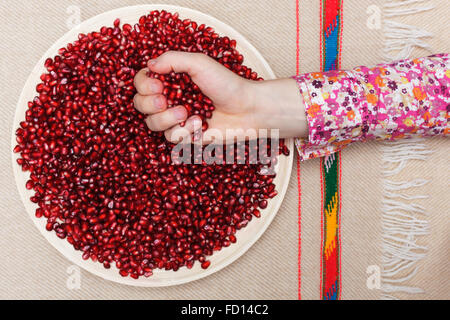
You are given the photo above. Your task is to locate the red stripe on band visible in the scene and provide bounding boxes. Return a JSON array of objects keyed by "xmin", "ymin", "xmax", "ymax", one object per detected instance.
[{"xmin": 296, "ymin": 0, "xmax": 302, "ymax": 300}]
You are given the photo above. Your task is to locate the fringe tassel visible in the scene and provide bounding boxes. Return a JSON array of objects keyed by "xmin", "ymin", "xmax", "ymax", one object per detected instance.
[
  {"xmin": 382, "ymin": 0, "xmax": 434, "ymax": 61},
  {"xmin": 380, "ymin": 140, "xmax": 432, "ymax": 298},
  {"xmin": 383, "ymin": 0, "xmax": 434, "ymax": 17},
  {"xmin": 382, "ymin": 138, "xmax": 433, "ymax": 176},
  {"xmin": 380, "ymin": 1, "xmax": 434, "ymax": 298}
]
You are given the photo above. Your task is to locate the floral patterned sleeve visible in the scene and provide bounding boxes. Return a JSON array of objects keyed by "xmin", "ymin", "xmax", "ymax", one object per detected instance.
[{"xmin": 293, "ymin": 53, "xmax": 449, "ymax": 161}]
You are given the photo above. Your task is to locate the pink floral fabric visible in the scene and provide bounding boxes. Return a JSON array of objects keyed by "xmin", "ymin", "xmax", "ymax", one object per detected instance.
[{"xmin": 293, "ymin": 53, "xmax": 450, "ymax": 160}]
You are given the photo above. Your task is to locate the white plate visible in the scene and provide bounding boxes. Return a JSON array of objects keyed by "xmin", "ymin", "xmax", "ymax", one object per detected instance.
[{"xmin": 11, "ymin": 4, "xmax": 293, "ymax": 287}]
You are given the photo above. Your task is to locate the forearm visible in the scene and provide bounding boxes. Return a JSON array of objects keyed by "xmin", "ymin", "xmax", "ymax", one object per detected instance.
[{"xmin": 246, "ymin": 78, "xmax": 309, "ymax": 138}]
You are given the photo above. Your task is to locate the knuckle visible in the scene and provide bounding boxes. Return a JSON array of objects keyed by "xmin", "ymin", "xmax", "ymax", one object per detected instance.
[
  {"xmin": 133, "ymin": 95, "xmax": 139, "ymax": 108},
  {"xmin": 133, "ymin": 75, "xmax": 140, "ymax": 89},
  {"xmin": 135, "ymin": 81, "xmax": 145, "ymax": 93},
  {"xmin": 162, "ymin": 50, "xmax": 175, "ymax": 60}
]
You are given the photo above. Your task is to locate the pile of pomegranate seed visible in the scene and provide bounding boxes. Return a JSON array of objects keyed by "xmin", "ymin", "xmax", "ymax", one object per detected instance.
[{"xmin": 14, "ymin": 10, "xmax": 289, "ymax": 279}]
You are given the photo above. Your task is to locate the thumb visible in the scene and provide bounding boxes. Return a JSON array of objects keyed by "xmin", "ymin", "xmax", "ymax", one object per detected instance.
[
  {"xmin": 148, "ymin": 51, "xmax": 209, "ymax": 78},
  {"xmin": 147, "ymin": 51, "xmax": 241, "ymax": 107}
]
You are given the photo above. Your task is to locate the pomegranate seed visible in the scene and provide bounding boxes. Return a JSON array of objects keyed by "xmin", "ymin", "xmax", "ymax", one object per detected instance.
[{"xmin": 259, "ymin": 200, "xmax": 268, "ymax": 209}]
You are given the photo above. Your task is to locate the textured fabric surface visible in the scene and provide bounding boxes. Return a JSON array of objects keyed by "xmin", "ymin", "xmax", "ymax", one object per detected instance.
[
  {"xmin": 0, "ymin": 0, "xmax": 298, "ymax": 300},
  {"xmin": 298, "ymin": 0, "xmax": 449, "ymax": 300},
  {"xmin": 0, "ymin": 0, "xmax": 448, "ymax": 300},
  {"xmin": 391, "ymin": 137, "xmax": 450, "ymax": 300}
]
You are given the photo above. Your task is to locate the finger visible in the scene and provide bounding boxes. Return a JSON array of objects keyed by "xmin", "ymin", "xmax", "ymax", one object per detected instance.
[
  {"xmin": 164, "ymin": 116, "xmax": 203, "ymax": 144},
  {"xmin": 145, "ymin": 106, "xmax": 188, "ymax": 131},
  {"xmin": 134, "ymin": 94, "xmax": 167, "ymax": 114},
  {"xmin": 148, "ymin": 51, "xmax": 213, "ymax": 77},
  {"xmin": 134, "ymin": 68, "xmax": 163, "ymax": 95}
]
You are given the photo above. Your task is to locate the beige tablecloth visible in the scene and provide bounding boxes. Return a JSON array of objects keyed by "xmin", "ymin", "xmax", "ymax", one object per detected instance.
[{"xmin": 0, "ymin": 0, "xmax": 448, "ymax": 300}]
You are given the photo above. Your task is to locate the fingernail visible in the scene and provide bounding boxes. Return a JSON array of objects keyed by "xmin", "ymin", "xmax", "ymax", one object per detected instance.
[
  {"xmin": 154, "ymin": 96, "xmax": 164, "ymax": 109},
  {"xmin": 148, "ymin": 59, "xmax": 157, "ymax": 66},
  {"xmin": 174, "ymin": 108, "xmax": 187, "ymax": 121},
  {"xmin": 150, "ymin": 83, "xmax": 160, "ymax": 93}
]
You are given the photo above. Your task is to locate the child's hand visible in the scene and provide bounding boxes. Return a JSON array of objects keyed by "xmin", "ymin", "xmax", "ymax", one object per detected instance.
[{"xmin": 134, "ymin": 51, "xmax": 307, "ymax": 143}]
